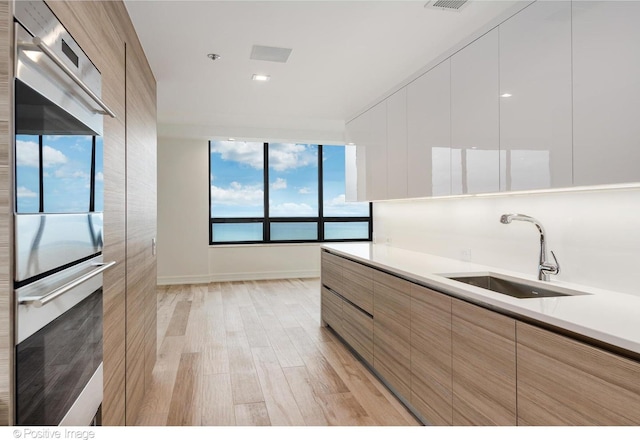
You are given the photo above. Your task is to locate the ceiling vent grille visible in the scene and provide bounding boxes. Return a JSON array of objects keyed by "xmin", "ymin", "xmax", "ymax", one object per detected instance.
[
  {"xmin": 424, "ymin": 0, "xmax": 469, "ymax": 12},
  {"xmin": 250, "ymin": 45, "xmax": 292, "ymax": 63}
]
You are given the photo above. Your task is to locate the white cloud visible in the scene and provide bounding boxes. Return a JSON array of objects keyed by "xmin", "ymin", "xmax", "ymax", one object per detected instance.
[
  {"xmin": 271, "ymin": 177, "xmax": 287, "ymax": 190},
  {"xmin": 17, "ymin": 186, "xmax": 37, "ymax": 198},
  {"xmin": 269, "ymin": 143, "xmax": 317, "ymax": 171},
  {"xmin": 96, "ymin": 172, "xmax": 104, "ymax": 182},
  {"xmin": 54, "ymin": 169, "xmax": 90, "ymax": 180},
  {"xmin": 270, "ymin": 202, "xmax": 316, "ymax": 217},
  {"xmin": 210, "ymin": 141, "xmax": 264, "ymax": 169},
  {"xmin": 16, "ymin": 140, "xmax": 68, "ymax": 168},
  {"xmin": 211, "ymin": 182, "xmax": 263, "ymax": 206},
  {"xmin": 298, "ymin": 187, "xmax": 311, "ymax": 194}
]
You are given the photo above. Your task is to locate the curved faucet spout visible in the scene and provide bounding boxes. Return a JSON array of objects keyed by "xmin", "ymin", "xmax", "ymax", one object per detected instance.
[{"xmin": 499, "ymin": 213, "xmax": 559, "ymax": 281}]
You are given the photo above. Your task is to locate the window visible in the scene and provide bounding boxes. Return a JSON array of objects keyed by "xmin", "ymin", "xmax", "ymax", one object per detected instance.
[{"xmin": 210, "ymin": 141, "xmax": 371, "ymax": 244}]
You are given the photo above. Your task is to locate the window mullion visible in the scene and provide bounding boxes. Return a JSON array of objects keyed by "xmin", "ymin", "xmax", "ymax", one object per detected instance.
[
  {"xmin": 263, "ymin": 142, "xmax": 270, "ymax": 243},
  {"xmin": 318, "ymin": 144, "xmax": 324, "ymax": 241}
]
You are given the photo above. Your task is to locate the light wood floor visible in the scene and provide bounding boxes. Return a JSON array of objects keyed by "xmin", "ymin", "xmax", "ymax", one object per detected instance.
[{"xmin": 134, "ymin": 278, "xmax": 421, "ymax": 426}]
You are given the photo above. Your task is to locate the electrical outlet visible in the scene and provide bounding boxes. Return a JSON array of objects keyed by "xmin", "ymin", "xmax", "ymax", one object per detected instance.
[{"xmin": 461, "ymin": 248, "xmax": 471, "ymax": 262}]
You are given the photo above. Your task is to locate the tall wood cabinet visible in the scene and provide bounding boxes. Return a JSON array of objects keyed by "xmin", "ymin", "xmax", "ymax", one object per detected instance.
[{"xmin": 40, "ymin": 0, "xmax": 157, "ymax": 426}]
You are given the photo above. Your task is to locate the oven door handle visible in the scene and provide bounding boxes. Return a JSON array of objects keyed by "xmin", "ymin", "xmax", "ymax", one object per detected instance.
[
  {"xmin": 18, "ymin": 36, "xmax": 117, "ymax": 118},
  {"xmin": 19, "ymin": 261, "xmax": 117, "ymax": 308}
]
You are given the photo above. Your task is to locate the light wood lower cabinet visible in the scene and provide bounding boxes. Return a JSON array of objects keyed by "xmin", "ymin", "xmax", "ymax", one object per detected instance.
[
  {"xmin": 341, "ymin": 300, "xmax": 373, "ymax": 365},
  {"xmin": 517, "ymin": 322, "xmax": 640, "ymax": 425},
  {"xmin": 320, "ymin": 251, "xmax": 640, "ymax": 427},
  {"xmin": 342, "ymin": 257, "xmax": 374, "ymax": 315},
  {"xmin": 452, "ymin": 299, "xmax": 517, "ymax": 426},
  {"xmin": 410, "ymin": 284, "xmax": 452, "ymax": 426},
  {"xmin": 321, "ymin": 287, "xmax": 343, "ymax": 335},
  {"xmin": 373, "ymin": 270, "xmax": 411, "ymax": 400}
]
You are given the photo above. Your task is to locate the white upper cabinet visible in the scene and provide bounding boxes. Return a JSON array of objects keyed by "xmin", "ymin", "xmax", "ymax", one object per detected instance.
[
  {"xmin": 499, "ymin": 1, "xmax": 572, "ymax": 192},
  {"xmin": 451, "ymin": 28, "xmax": 500, "ymax": 195},
  {"xmin": 386, "ymin": 88, "xmax": 408, "ymax": 200},
  {"xmin": 572, "ymin": 1, "xmax": 640, "ymax": 186},
  {"xmin": 346, "ymin": 100, "xmax": 387, "ymax": 201},
  {"xmin": 407, "ymin": 59, "xmax": 451, "ymax": 198}
]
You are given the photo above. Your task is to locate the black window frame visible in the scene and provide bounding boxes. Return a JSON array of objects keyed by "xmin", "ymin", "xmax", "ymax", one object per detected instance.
[{"xmin": 209, "ymin": 142, "xmax": 372, "ymax": 245}]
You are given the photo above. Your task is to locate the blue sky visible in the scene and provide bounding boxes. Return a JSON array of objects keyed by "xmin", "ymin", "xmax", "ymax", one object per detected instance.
[
  {"xmin": 210, "ymin": 141, "xmax": 369, "ymax": 218},
  {"xmin": 15, "ymin": 134, "xmax": 103, "ymax": 213}
]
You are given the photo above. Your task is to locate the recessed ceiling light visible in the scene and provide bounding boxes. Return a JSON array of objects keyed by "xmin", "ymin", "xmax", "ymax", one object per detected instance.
[
  {"xmin": 228, "ymin": 138, "xmax": 236, "ymax": 141},
  {"xmin": 207, "ymin": 53, "xmax": 221, "ymax": 61},
  {"xmin": 500, "ymin": 93, "xmax": 513, "ymax": 98},
  {"xmin": 252, "ymin": 74, "xmax": 270, "ymax": 82}
]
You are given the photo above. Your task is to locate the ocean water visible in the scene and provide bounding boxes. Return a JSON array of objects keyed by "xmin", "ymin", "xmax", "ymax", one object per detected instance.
[{"xmin": 211, "ymin": 221, "xmax": 369, "ymax": 243}]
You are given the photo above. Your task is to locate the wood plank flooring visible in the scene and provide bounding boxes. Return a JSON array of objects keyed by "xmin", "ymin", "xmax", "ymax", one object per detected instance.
[{"xmin": 134, "ymin": 278, "xmax": 421, "ymax": 426}]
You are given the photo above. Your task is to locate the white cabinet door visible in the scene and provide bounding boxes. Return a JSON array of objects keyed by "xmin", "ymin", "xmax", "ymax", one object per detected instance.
[
  {"xmin": 364, "ymin": 101, "xmax": 388, "ymax": 201},
  {"xmin": 345, "ymin": 116, "xmax": 368, "ymax": 202},
  {"xmin": 451, "ymin": 28, "xmax": 500, "ymax": 195},
  {"xmin": 499, "ymin": 1, "xmax": 572, "ymax": 192},
  {"xmin": 573, "ymin": 1, "xmax": 640, "ymax": 186},
  {"xmin": 407, "ymin": 60, "xmax": 451, "ymax": 198},
  {"xmin": 386, "ymin": 88, "xmax": 408, "ymax": 200}
]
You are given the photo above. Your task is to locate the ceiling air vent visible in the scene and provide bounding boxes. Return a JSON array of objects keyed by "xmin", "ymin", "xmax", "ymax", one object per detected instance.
[
  {"xmin": 424, "ymin": 0, "xmax": 469, "ymax": 12},
  {"xmin": 250, "ymin": 45, "xmax": 292, "ymax": 63}
]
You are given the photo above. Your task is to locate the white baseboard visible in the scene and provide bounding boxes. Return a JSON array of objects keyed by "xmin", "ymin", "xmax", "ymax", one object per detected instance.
[
  {"xmin": 157, "ymin": 274, "xmax": 211, "ymax": 286},
  {"xmin": 210, "ymin": 269, "xmax": 320, "ymax": 283},
  {"xmin": 158, "ymin": 270, "xmax": 320, "ymax": 285}
]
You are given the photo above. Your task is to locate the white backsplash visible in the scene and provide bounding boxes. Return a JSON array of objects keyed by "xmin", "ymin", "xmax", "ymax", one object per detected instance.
[{"xmin": 373, "ymin": 186, "xmax": 640, "ymax": 297}]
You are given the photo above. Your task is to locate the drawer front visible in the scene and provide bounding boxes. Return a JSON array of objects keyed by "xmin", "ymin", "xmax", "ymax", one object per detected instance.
[
  {"xmin": 321, "ymin": 251, "xmax": 343, "ymax": 293},
  {"xmin": 321, "ymin": 286, "xmax": 343, "ymax": 334},
  {"xmin": 342, "ymin": 300, "xmax": 374, "ymax": 365},
  {"xmin": 342, "ymin": 258, "xmax": 374, "ymax": 314}
]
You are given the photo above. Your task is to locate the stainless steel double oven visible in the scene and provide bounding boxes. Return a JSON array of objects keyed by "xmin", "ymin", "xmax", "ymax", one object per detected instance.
[{"xmin": 13, "ymin": 1, "xmax": 115, "ymax": 426}]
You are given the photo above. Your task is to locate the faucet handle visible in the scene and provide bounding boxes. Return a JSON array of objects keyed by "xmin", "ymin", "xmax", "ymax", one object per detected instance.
[{"xmin": 548, "ymin": 250, "xmax": 560, "ymax": 275}]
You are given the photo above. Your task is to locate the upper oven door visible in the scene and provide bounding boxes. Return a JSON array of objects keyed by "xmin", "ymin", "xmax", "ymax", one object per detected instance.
[{"xmin": 14, "ymin": 1, "xmax": 114, "ymax": 136}]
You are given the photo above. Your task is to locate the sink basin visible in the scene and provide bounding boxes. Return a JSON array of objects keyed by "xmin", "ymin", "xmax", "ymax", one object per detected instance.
[{"xmin": 447, "ymin": 274, "xmax": 580, "ymax": 299}]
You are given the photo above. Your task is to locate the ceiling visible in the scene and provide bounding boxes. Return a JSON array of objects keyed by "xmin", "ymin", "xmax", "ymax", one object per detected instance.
[{"xmin": 124, "ymin": 0, "xmax": 525, "ymax": 141}]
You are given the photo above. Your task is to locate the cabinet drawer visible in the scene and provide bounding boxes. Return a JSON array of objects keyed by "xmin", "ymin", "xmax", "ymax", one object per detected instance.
[
  {"xmin": 342, "ymin": 258, "xmax": 374, "ymax": 314},
  {"xmin": 321, "ymin": 287, "xmax": 342, "ymax": 334},
  {"xmin": 342, "ymin": 300, "xmax": 374, "ymax": 365},
  {"xmin": 321, "ymin": 251, "xmax": 343, "ymax": 293}
]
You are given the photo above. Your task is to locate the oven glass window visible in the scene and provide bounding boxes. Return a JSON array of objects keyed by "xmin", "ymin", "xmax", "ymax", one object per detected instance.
[{"xmin": 15, "ymin": 134, "xmax": 100, "ymax": 214}]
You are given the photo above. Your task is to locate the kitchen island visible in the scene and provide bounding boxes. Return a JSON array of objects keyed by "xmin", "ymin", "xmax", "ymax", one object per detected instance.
[{"xmin": 321, "ymin": 242, "xmax": 640, "ymax": 425}]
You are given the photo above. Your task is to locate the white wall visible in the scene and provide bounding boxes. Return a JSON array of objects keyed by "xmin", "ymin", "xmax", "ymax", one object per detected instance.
[
  {"xmin": 157, "ymin": 136, "xmax": 324, "ymax": 285},
  {"xmin": 373, "ymin": 186, "xmax": 640, "ymax": 297}
]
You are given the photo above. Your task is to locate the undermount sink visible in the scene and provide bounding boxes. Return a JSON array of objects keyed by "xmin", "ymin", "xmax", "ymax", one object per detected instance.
[{"xmin": 447, "ymin": 274, "xmax": 585, "ymax": 299}]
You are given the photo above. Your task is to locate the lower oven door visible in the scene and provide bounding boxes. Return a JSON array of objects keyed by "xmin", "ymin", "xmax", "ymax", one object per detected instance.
[{"xmin": 15, "ymin": 256, "xmax": 107, "ymax": 426}]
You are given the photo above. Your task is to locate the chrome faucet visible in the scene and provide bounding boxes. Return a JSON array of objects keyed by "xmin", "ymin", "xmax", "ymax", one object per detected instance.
[{"xmin": 500, "ymin": 213, "xmax": 560, "ymax": 281}]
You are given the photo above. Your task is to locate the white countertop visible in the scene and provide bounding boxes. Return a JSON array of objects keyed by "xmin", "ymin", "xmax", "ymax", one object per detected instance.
[{"xmin": 322, "ymin": 242, "xmax": 640, "ymax": 356}]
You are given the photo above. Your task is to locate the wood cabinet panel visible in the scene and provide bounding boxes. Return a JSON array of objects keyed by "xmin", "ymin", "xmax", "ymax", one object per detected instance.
[
  {"xmin": 342, "ymin": 300, "xmax": 373, "ymax": 366},
  {"xmin": 452, "ymin": 299, "xmax": 516, "ymax": 426},
  {"xmin": 320, "ymin": 251, "xmax": 343, "ymax": 294},
  {"xmin": 410, "ymin": 284, "xmax": 452, "ymax": 426},
  {"xmin": 517, "ymin": 322, "xmax": 640, "ymax": 425},
  {"xmin": 373, "ymin": 270, "xmax": 411, "ymax": 399},
  {"xmin": 341, "ymin": 257, "xmax": 373, "ymax": 315},
  {"xmin": 320, "ymin": 287, "xmax": 342, "ymax": 334},
  {"xmin": 0, "ymin": 0, "xmax": 10, "ymax": 425}
]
